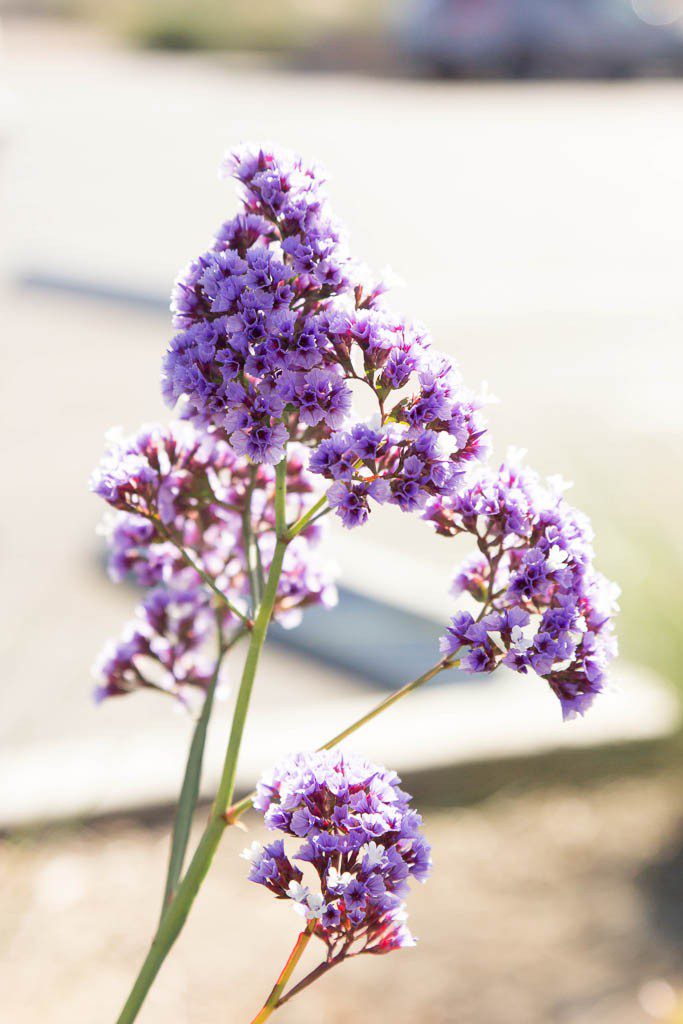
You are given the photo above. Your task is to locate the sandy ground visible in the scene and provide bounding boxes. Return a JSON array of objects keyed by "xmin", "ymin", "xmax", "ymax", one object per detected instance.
[{"xmin": 2, "ymin": 766, "xmax": 682, "ymax": 1024}]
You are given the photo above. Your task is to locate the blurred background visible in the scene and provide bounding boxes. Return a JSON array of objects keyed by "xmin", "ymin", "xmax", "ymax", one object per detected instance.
[{"xmin": 1, "ymin": 2, "xmax": 683, "ymax": 1022}]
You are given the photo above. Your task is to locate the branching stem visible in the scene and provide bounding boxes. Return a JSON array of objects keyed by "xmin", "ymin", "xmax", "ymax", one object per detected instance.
[
  {"xmin": 156, "ymin": 519, "xmax": 252, "ymax": 626},
  {"xmin": 248, "ymin": 922, "xmax": 316, "ymax": 1024},
  {"xmin": 159, "ymin": 622, "xmax": 248, "ymax": 918},
  {"xmin": 115, "ymin": 461, "xmax": 288, "ymax": 1024}
]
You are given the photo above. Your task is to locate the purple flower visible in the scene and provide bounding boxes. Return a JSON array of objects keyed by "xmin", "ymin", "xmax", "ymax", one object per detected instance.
[
  {"xmin": 451, "ymin": 553, "xmax": 489, "ymax": 602},
  {"xmin": 92, "ymin": 426, "xmax": 340, "ymax": 699},
  {"xmin": 279, "ymin": 368, "xmax": 352, "ymax": 430},
  {"xmin": 327, "ymin": 479, "xmax": 390, "ymax": 529},
  {"xmin": 369, "ymin": 908, "xmax": 417, "ymax": 954},
  {"xmin": 231, "ymin": 421, "xmax": 289, "ymax": 464},
  {"xmin": 460, "ymin": 645, "xmax": 495, "ymax": 673},
  {"xmin": 90, "ymin": 422, "xmax": 215, "ymax": 522},
  {"xmin": 213, "ymin": 212, "xmax": 276, "ymax": 253},
  {"xmin": 309, "ymin": 431, "xmax": 357, "ymax": 481},
  {"xmin": 243, "ymin": 838, "xmax": 304, "ymax": 897},
  {"xmin": 439, "ymin": 610, "xmax": 475, "ymax": 658},
  {"xmin": 92, "ymin": 588, "xmax": 214, "ymax": 705},
  {"xmin": 249, "ymin": 750, "xmax": 430, "ymax": 956},
  {"xmin": 312, "ymin": 419, "xmax": 472, "ymax": 528},
  {"xmin": 433, "ymin": 453, "xmax": 619, "ymax": 717},
  {"xmin": 160, "ymin": 142, "xmax": 487, "ymax": 530}
]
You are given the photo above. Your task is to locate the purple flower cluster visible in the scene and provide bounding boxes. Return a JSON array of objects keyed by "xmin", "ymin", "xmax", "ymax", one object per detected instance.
[
  {"xmin": 244, "ymin": 750, "xmax": 430, "ymax": 958},
  {"xmin": 311, "ymin": 389, "xmax": 486, "ymax": 528},
  {"xmin": 91, "ymin": 422, "xmax": 215, "ymax": 525},
  {"xmin": 93, "ymin": 588, "xmax": 214, "ymax": 704},
  {"xmin": 91, "ymin": 422, "xmax": 337, "ymax": 703},
  {"xmin": 161, "ymin": 143, "xmax": 487, "ymax": 526},
  {"xmin": 427, "ymin": 454, "xmax": 619, "ymax": 719}
]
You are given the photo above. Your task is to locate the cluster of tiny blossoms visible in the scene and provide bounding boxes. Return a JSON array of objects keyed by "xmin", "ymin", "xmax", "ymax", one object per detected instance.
[
  {"xmin": 90, "ymin": 422, "xmax": 336, "ymax": 703},
  {"xmin": 162, "ymin": 143, "xmax": 487, "ymax": 527},
  {"xmin": 243, "ymin": 751, "xmax": 430, "ymax": 957},
  {"xmin": 93, "ymin": 588, "xmax": 215, "ymax": 705},
  {"xmin": 425, "ymin": 453, "xmax": 619, "ymax": 719}
]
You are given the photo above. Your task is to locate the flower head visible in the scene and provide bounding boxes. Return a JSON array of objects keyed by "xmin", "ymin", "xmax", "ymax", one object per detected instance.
[
  {"xmin": 430, "ymin": 453, "xmax": 619, "ymax": 718},
  {"xmin": 93, "ymin": 424, "xmax": 336, "ymax": 619},
  {"xmin": 248, "ymin": 750, "xmax": 430, "ymax": 957},
  {"xmin": 90, "ymin": 422, "xmax": 215, "ymax": 524},
  {"xmin": 92, "ymin": 588, "xmax": 214, "ymax": 705},
  {"xmin": 91, "ymin": 423, "xmax": 338, "ymax": 701},
  {"xmin": 160, "ymin": 142, "xmax": 487, "ymax": 530}
]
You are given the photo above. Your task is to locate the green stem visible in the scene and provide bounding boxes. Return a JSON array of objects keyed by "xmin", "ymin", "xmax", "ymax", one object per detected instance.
[
  {"xmin": 305, "ymin": 507, "xmax": 332, "ymax": 530},
  {"xmin": 287, "ymin": 493, "xmax": 328, "ymax": 540},
  {"xmin": 115, "ymin": 461, "xmax": 289, "ymax": 1024},
  {"xmin": 212, "ymin": 537, "xmax": 287, "ymax": 814},
  {"xmin": 158, "ymin": 520, "xmax": 251, "ymax": 626},
  {"xmin": 160, "ymin": 656, "xmax": 220, "ymax": 917},
  {"xmin": 159, "ymin": 625, "xmax": 247, "ymax": 919},
  {"xmin": 249, "ymin": 922, "xmax": 316, "ymax": 1024},
  {"xmin": 242, "ymin": 468, "xmax": 262, "ymax": 610},
  {"xmin": 115, "ymin": 816, "xmax": 224, "ymax": 1024},
  {"xmin": 319, "ymin": 657, "xmax": 449, "ymax": 750}
]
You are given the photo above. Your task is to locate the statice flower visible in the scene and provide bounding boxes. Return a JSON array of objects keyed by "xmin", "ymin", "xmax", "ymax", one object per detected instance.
[
  {"xmin": 93, "ymin": 588, "xmax": 214, "ymax": 705},
  {"xmin": 91, "ymin": 422, "xmax": 338, "ymax": 703},
  {"xmin": 90, "ymin": 421, "xmax": 216, "ymax": 524},
  {"xmin": 246, "ymin": 750, "xmax": 430, "ymax": 960},
  {"xmin": 161, "ymin": 142, "xmax": 487, "ymax": 527},
  {"xmin": 427, "ymin": 453, "xmax": 619, "ymax": 719},
  {"xmin": 100, "ymin": 513, "xmax": 185, "ymax": 588},
  {"xmin": 91, "ymin": 422, "xmax": 337, "ymax": 628},
  {"xmin": 310, "ymin": 373, "xmax": 487, "ymax": 529}
]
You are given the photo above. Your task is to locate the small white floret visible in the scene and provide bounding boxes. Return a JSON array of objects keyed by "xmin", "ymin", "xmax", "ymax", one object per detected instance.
[
  {"xmin": 510, "ymin": 625, "xmax": 533, "ymax": 652},
  {"xmin": 286, "ymin": 881, "xmax": 309, "ymax": 904},
  {"xmin": 304, "ymin": 892, "xmax": 326, "ymax": 920},
  {"xmin": 360, "ymin": 841, "xmax": 385, "ymax": 868},
  {"xmin": 546, "ymin": 544, "xmax": 569, "ymax": 572},
  {"xmin": 327, "ymin": 867, "xmax": 353, "ymax": 891},
  {"xmin": 239, "ymin": 841, "xmax": 263, "ymax": 865}
]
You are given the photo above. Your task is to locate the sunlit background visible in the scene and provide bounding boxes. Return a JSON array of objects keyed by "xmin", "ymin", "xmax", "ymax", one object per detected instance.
[{"xmin": 1, "ymin": 2, "xmax": 683, "ymax": 1022}]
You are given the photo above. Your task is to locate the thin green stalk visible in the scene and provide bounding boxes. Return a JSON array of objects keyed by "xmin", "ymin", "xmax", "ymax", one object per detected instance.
[
  {"xmin": 115, "ymin": 461, "xmax": 289, "ymax": 1024},
  {"xmin": 160, "ymin": 653, "xmax": 221, "ymax": 917},
  {"xmin": 248, "ymin": 922, "xmax": 316, "ymax": 1024},
  {"xmin": 304, "ymin": 507, "xmax": 332, "ymax": 530},
  {"xmin": 159, "ymin": 624, "xmax": 247, "ymax": 919},
  {"xmin": 319, "ymin": 657, "xmax": 450, "ymax": 750},
  {"xmin": 157, "ymin": 520, "xmax": 251, "ymax": 626},
  {"xmin": 212, "ymin": 536, "xmax": 287, "ymax": 814},
  {"xmin": 115, "ymin": 816, "xmax": 224, "ymax": 1024},
  {"xmin": 254, "ymin": 533, "xmax": 265, "ymax": 597},
  {"xmin": 242, "ymin": 468, "xmax": 263, "ymax": 609},
  {"xmin": 287, "ymin": 493, "xmax": 328, "ymax": 540}
]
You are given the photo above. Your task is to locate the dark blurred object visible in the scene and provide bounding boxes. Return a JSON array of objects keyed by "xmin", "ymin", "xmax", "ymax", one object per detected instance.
[{"xmin": 396, "ymin": 0, "xmax": 683, "ymax": 77}]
